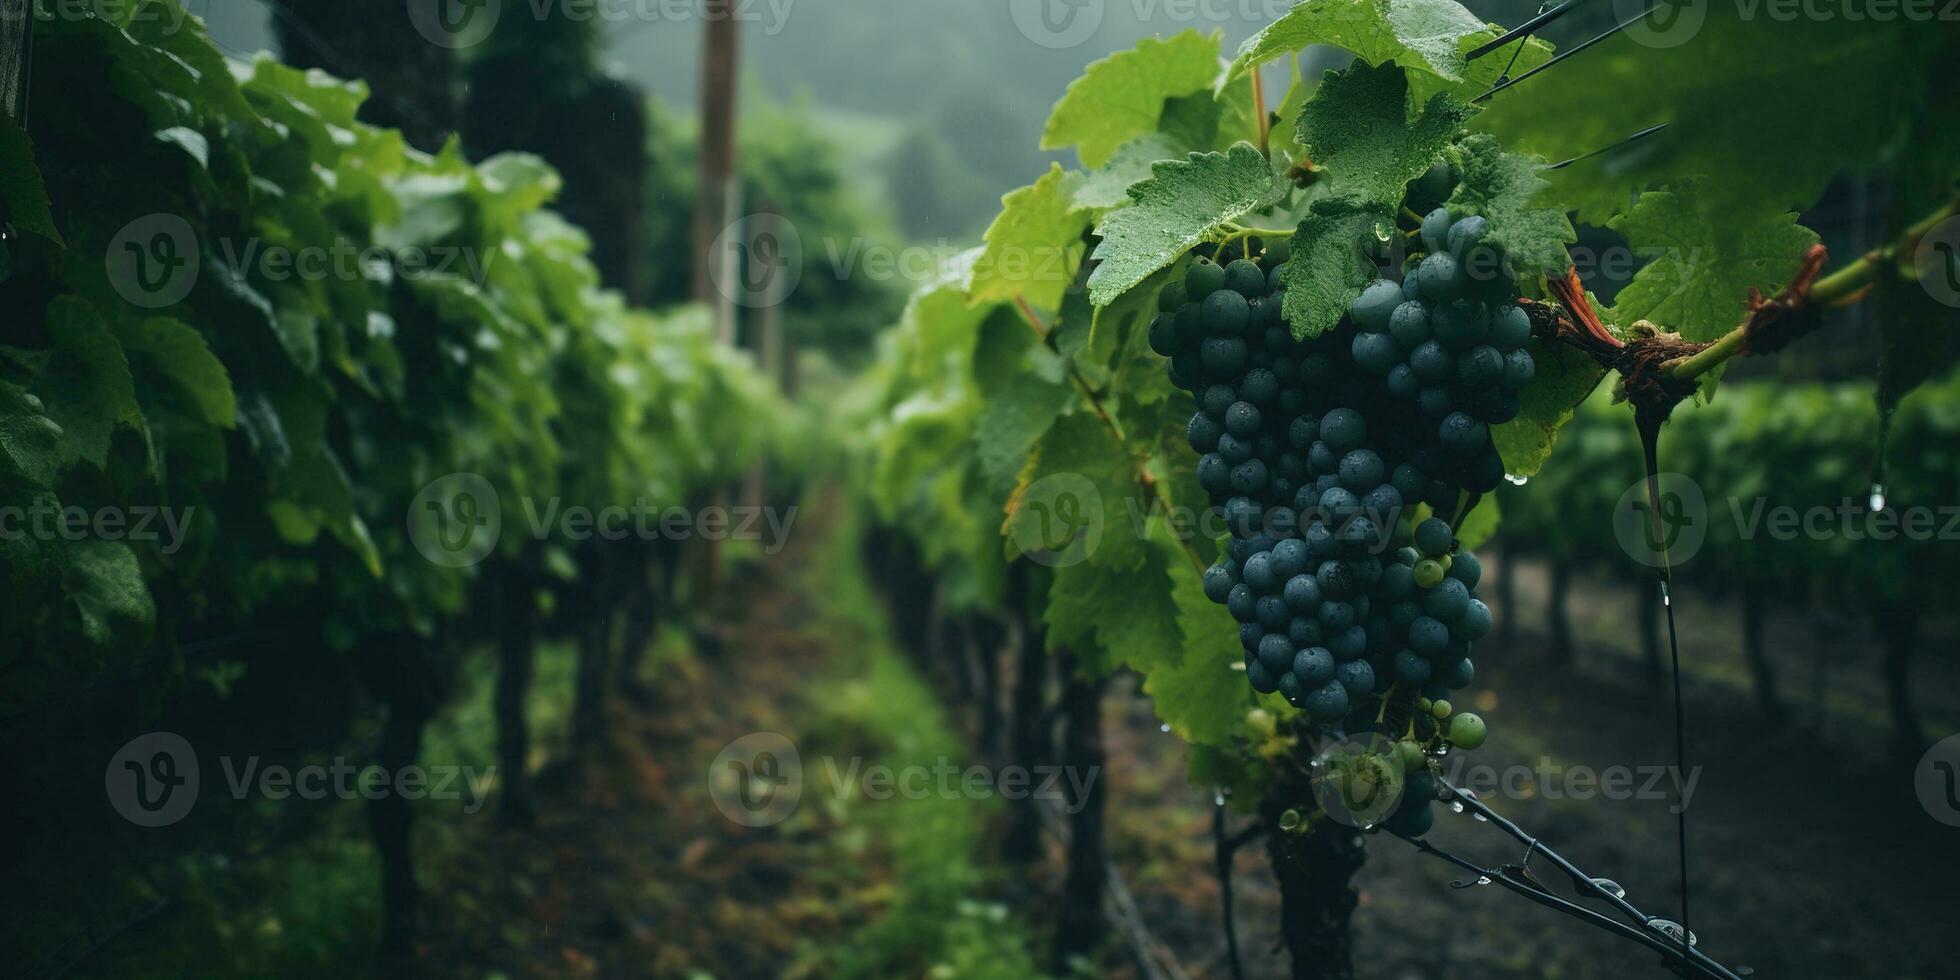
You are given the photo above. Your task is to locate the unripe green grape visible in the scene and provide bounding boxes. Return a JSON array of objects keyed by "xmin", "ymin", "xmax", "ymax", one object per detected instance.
[
  {"xmin": 1449, "ymin": 712, "xmax": 1487, "ymax": 749},
  {"xmin": 1413, "ymin": 558, "xmax": 1446, "ymax": 589},
  {"xmin": 1431, "ymin": 699, "xmax": 1452, "ymax": 720}
]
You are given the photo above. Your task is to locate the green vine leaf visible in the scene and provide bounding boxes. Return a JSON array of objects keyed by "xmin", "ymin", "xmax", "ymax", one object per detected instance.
[
  {"xmin": 1225, "ymin": 0, "xmax": 1489, "ymax": 88},
  {"xmin": 1607, "ymin": 185, "xmax": 1820, "ymax": 344},
  {"xmin": 971, "ymin": 164, "xmax": 1090, "ymax": 311},
  {"xmin": 1296, "ymin": 60, "xmax": 1476, "ymax": 210},
  {"xmin": 0, "ymin": 111, "xmax": 63, "ymax": 246},
  {"xmin": 1279, "ymin": 196, "xmax": 1396, "ymax": 339},
  {"xmin": 1491, "ymin": 339, "xmax": 1605, "ymax": 477},
  {"xmin": 1445, "ymin": 133, "xmax": 1577, "ymax": 276},
  {"xmin": 1042, "ymin": 29, "xmax": 1224, "ymax": 169},
  {"xmin": 1086, "ymin": 143, "xmax": 1290, "ymax": 307}
]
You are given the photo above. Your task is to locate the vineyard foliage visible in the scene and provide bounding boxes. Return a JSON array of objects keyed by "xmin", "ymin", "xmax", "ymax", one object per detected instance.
[
  {"xmin": 851, "ymin": 9, "xmax": 1959, "ymax": 796},
  {"xmin": 0, "ymin": 2, "xmax": 793, "ymax": 712}
]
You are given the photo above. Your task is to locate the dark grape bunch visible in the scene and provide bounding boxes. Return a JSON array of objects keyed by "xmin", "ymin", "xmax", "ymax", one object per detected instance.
[{"xmin": 1148, "ymin": 165, "xmax": 1511, "ymax": 837}]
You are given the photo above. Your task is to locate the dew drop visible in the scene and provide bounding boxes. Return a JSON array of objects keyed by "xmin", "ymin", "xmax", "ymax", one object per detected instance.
[
  {"xmin": 1476, "ymin": 875, "xmax": 1492, "ymax": 885},
  {"xmin": 1649, "ymin": 919, "xmax": 1698, "ymax": 947},
  {"xmin": 1504, "ymin": 473, "xmax": 1528, "ymax": 486},
  {"xmin": 1869, "ymin": 483, "xmax": 1887, "ymax": 512},
  {"xmin": 1450, "ymin": 801, "xmax": 1465, "ymax": 814},
  {"xmin": 1590, "ymin": 877, "xmax": 1627, "ymax": 900},
  {"xmin": 1215, "ymin": 792, "xmax": 1227, "ymax": 807}
]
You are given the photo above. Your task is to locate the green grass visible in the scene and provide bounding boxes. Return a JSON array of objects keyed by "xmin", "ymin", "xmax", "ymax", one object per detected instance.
[{"xmin": 789, "ymin": 505, "xmax": 1052, "ymax": 980}]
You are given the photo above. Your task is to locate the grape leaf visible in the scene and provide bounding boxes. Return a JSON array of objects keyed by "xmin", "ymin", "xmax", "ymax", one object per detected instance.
[
  {"xmin": 971, "ymin": 164, "xmax": 1089, "ymax": 311},
  {"xmin": 0, "ymin": 382, "xmax": 64, "ymax": 486},
  {"xmin": 0, "ymin": 110, "xmax": 62, "ymax": 245},
  {"xmin": 1445, "ymin": 133, "xmax": 1576, "ymax": 276},
  {"xmin": 1045, "ymin": 542, "xmax": 1183, "ymax": 676},
  {"xmin": 1472, "ymin": 17, "xmax": 1931, "ymax": 225},
  {"xmin": 1087, "ymin": 143, "xmax": 1290, "ymax": 307},
  {"xmin": 1068, "ymin": 133, "xmax": 1185, "ymax": 212},
  {"xmin": 1491, "ymin": 338, "xmax": 1605, "ymax": 477},
  {"xmin": 971, "ymin": 310, "xmax": 1074, "ymax": 496},
  {"xmin": 1455, "ymin": 491, "xmax": 1500, "ymax": 551},
  {"xmin": 1279, "ymin": 196, "xmax": 1397, "ymax": 339},
  {"xmin": 1042, "ymin": 30, "xmax": 1225, "ymax": 169},
  {"xmin": 1607, "ymin": 186, "xmax": 1819, "ymax": 343},
  {"xmin": 1225, "ymin": 0, "xmax": 1489, "ymax": 88},
  {"xmin": 1295, "ymin": 60, "xmax": 1476, "ymax": 209},
  {"xmin": 1005, "ymin": 411, "xmax": 1147, "ymax": 574},
  {"xmin": 111, "ymin": 316, "xmax": 237, "ymax": 428},
  {"xmin": 61, "ymin": 539, "xmax": 156, "ymax": 646},
  {"xmin": 34, "ymin": 298, "xmax": 144, "ymax": 470}
]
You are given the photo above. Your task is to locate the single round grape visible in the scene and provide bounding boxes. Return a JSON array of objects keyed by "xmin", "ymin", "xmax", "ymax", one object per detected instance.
[
  {"xmin": 1409, "ymin": 340, "xmax": 1454, "ymax": 385},
  {"xmin": 1288, "ymin": 617, "xmax": 1324, "ymax": 648},
  {"xmin": 1329, "ymin": 624, "xmax": 1368, "ymax": 660},
  {"xmin": 1409, "ymin": 616, "xmax": 1450, "ymax": 656},
  {"xmin": 1339, "ymin": 449, "xmax": 1386, "ymax": 492},
  {"xmin": 1502, "ymin": 348, "xmax": 1536, "ymax": 390},
  {"xmin": 1229, "ymin": 458, "xmax": 1270, "ymax": 495},
  {"xmin": 1197, "ymin": 454, "xmax": 1232, "ymax": 495},
  {"xmin": 1394, "ymin": 740, "xmax": 1426, "ymax": 773},
  {"xmin": 1235, "ymin": 532, "xmax": 1277, "ymax": 566},
  {"xmin": 1394, "ymin": 649, "xmax": 1433, "ymax": 686},
  {"xmin": 1288, "ymin": 414, "xmax": 1320, "ymax": 450},
  {"xmin": 1413, "ymin": 558, "xmax": 1446, "ymax": 590},
  {"xmin": 1337, "ymin": 659, "xmax": 1376, "ymax": 698},
  {"xmin": 1188, "ymin": 412, "xmax": 1224, "ymax": 453},
  {"xmin": 1389, "ymin": 301, "xmax": 1431, "ymax": 350},
  {"xmin": 1446, "ymin": 215, "xmax": 1489, "ymax": 261},
  {"xmin": 1449, "ymin": 712, "xmax": 1486, "ymax": 749},
  {"xmin": 1203, "ymin": 562, "xmax": 1237, "ymax": 603},
  {"xmin": 1303, "ymin": 522, "xmax": 1337, "ymax": 559},
  {"xmin": 1248, "ymin": 594, "xmax": 1285, "ymax": 632},
  {"xmin": 1187, "ymin": 256, "xmax": 1227, "ymax": 298},
  {"xmin": 1439, "ymin": 411, "xmax": 1489, "ymax": 458},
  {"xmin": 1405, "ymin": 769, "xmax": 1437, "ymax": 803},
  {"xmin": 1320, "ymin": 408, "xmax": 1367, "ymax": 452},
  {"xmin": 1203, "ymin": 383, "xmax": 1237, "ymax": 417},
  {"xmin": 1388, "ymin": 600, "xmax": 1421, "ymax": 632},
  {"xmin": 1148, "ymin": 313, "xmax": 1178, "ymax": 356},
  {"xmin": 1361, "ymin": 484, "xmax": 1403, "ymax": 521},
  {"xmin": 1203, "ymin": 289, "xmax": 1252, "ymax": 337},
  {"xmin": 1227, "ymin": 584, "xmax": 1258, "ymax": 622},
  {"xmin": 1258, "ymin": 632, "xmax": 1296, "ymax": 673},
  {"xmin": 1413, "ymin": 517, "xmax": 1453, "ymax": 557},
  {"xmin": 1245, "ymin": 659, "xmax": 1280, "ymax": 694},
  {"xmin": 1351, "ymin": 279, "xmax": 1403, "ymax": 332},
  {"xmin": 1219, "ymin": 433, "xmax": 1255, "ymax": 466},
  {"xmin": 1242, "ymin": 551, "xmax": 1279, "ymax": 593},
  {"xmin": 1304, "ymin": 680, "xmax": 1350, "ymax": 723},
  {"xmin": 1386, "ymin": 363, "xmax": 1420, "ymax": 400},
  {"xmin": 1417, "ymin": 386, "xmax": 1455, "ymax": 421},
  {"xmin": 1239, "ymin": 368, "xmax": 1280, "ymax": 406},
  {"xmin": 1447, "ymin": 551, "xmax": 1482, "ymax": 589},
  {"xmin": 1201, "ymin": 336, "xmax": 1248, "ymax": 376},
  {"xmin": 1381, "ymin": 562, "xmax": 1416, "ymax": 601},
  {"xmin": 1263, "ymin": 537, "xmax": 1302, "ymax": 578},
  {"xmin": 1335, "ymin": 514, "xmax": 1380, "ymax": 552},
  {"xmin": 1457, "ymin": 599, "xmax": 1492, "ymax": 641},
  {"xmin": 1317, "ymin": 599, "xmax": 1356, "ymax": 632},
  {"xmin": 1225, "ymin": 400, "xmax": 1262, "ymax": 436},
  {"xmin": 1277, "ymin": 670, "xmax": 1305, "ymax": 706},
  {"xmin": 1351, "ymin": 332, "xmax": 1400, "ymax": 375},
  {"xmin": 1168, "ymin": 352, "xmax": 1199, "ymax": 390},
  {"xmin": 1421, "ymin": 207, "xmax": 1453, "ymax": 254},
  {"xmin": 1423, "ymin": 577, "xmax": 1471, "ymax": 622},
  {"xmin": 1225, "ymin": 258, "xmax": 1268, "ymax": 298},
  {"xmin": 1293, "ymin": 646, "xmax": 1336, "ymax": 686},
  {"xmin": 1457, "ymin": 345, "xmax": 1505, "ymax": 388},
  {"xmin": 1225, "ymin": 496, "xmax": 1263, "ymax": 536},
  {"xmin": 1489, "ymin": 304, "xmax": 1531, "ymax": 350},
  {"xmin": 1266, "ymin": 264, "xmax": 1286, "ymax": 295},
  {"xmin": 1384, "ymin": 797, "xmax": 1434, "ymax": 837},
  {"xmin": 1431, "ymin": 699, "xmax": 1453, "ymax": 720},
  {"xmin": 1413, "ymin": 251, "xmax": 1467, "ymax": 304},
  {"xmin": 1439, "ymin": 656, "xmax": 1475, "ymax": 690},
  {"xmin": 1159, "ymin": 279, "xmax": 1189, "ymax": 313},
  {"xmin": 1432, "ymin": 299, "xmax": 1489, "ymax": 351},
  {"xmin": 1391, "ymin": 464, "xmax": 1427, "ymax": 504}
]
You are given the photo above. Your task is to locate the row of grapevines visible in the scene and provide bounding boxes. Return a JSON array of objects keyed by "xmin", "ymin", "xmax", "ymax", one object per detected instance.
[{"xmin": 0, "ymin": 4, "xmax": 792, "ymax": 736}]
